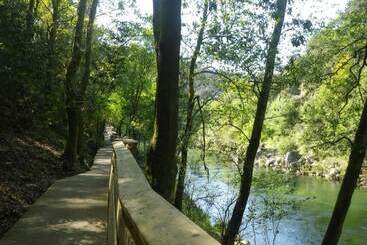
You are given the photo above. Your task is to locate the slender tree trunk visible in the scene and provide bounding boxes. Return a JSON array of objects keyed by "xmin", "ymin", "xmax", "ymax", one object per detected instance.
[
  {"xmin": 146, "ymin": 0, "xmax": 182, "ymax": 203},
  {"xmin": 175, "ymin": 0, "xmax": 209, "ymax": 210},
  {"xmin": 63, "ymin": 0, "xmax": 87, "ymax": 171},
  {"xmin": 44, "ymin": 0, "xmax": 60, "ymax": 110},
  {"xmin": 150, "ymin": 0, "xmax": 160, "ymax": 127},
  {"xmin": 95, "ymin": 118, "xmax": 105, "ymax": 149},
  {"xmin": 152, "ymin": 0, "xmax": 160, "ymax": 64},
  {"xmin": 64, "ymin": 106, "xmax": 80, "ymax": 169},
  {"xmin": 49, "ymin": 0, "xmax": 60, "ymax": 65},
  {"xmin": 77, "ymin": 0, "xmax": 99, "ymax": 163},
  {"xmin": 322, "ymin": 55, "xmax": 367, "ymax": 245},
  {"xmin": 128, "ymin": 81, "xmax": 144, "ymax": 137},
  {"xmin": 95, "ymin": 118, "xmax": 101, "ymax": 148},
  {"xmin": 221, "ymin": 1, "xmax": 287, "ymax": 244},
  {"xmin": 26, "ymin": 0, "xmax": 35, "ymax": 38},
  {"xmin": 34, "ymin": 0, "xmax": 40, "ymax": 19},
  {"xmin": 77, "ymin": 115, "xmax": 85, "ymax": 164},
  {"xmin": 117, "ymin": 118, "xmax": 124, "ymax": 136},
  {"xmin": 80, "ymin": 0, "xmax": 99, "ymax": 96}
]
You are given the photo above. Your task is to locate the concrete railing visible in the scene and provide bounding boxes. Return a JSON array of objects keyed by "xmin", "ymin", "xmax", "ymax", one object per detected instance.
[{"xmin": 108, "ymin": 140, "xmax": 219, "ymax": 245}]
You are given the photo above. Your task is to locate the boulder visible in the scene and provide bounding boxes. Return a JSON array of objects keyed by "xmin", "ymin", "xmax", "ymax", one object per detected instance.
[
  {"xmin": 231, "ymin": 154, "xmax": 240, "ymax": 165},
  {"xmin": 326, "ymin": 167, "xmax": 340, "ymax": 181},
  {"xmin": 284, "ymin": 151, "xmax": 301, "ymax": 167},
  {"xmin": 275, "ymin": 157, "xmax": 283, "ymax": 165},
  {"xmin": 304, "ymin": 155, "xmax": 316, "ymax": 165},
  {"xmin": 256, "ymin": 144, "xmax": 266, "ymax": 158},
  {"xmin": 265, "ymin": 158, "xmax": 276, "ymax": 167}
]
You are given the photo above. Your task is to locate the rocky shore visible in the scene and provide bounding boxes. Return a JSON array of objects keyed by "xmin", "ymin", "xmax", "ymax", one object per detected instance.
[{"xmin": 255, "ymin": 145, "xmax": 367, "ymax": 188}]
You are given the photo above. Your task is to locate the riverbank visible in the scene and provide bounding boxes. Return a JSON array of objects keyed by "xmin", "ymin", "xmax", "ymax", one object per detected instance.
[{"xmin": 255, "ymin": 146, "xmax": 367, "ymax": 188}]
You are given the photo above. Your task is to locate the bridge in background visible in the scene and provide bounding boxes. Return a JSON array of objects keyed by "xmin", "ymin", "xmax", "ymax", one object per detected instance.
[{"xmin": 0, "ymin": 139, "xmax": 218, "ymax": 245}]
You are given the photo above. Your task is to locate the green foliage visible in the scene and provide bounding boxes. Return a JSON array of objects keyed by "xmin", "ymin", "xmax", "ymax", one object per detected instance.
[
  {"xmin": 264, "ymin": 0, "xmax": 367, "ymax": 159},
  {"xmin": 0, "ymin": 0, "xmax": 75, "ymax": 128},
  {"xmin": 201, "ymin": 0, "xmax": 367, "ymax": 167},
  {"xmin": 182, "ymin": 195, "xmax": 221, "ymax": 241},
  {"xmin": 1, "ymin": 0, "xmax": 366, "ymax": 243},
  {"xmin": 263, "ymin": 89, "xmax": 301, "ymax": 154}
]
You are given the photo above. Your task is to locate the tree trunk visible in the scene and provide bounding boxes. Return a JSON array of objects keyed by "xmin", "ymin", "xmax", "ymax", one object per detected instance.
[
  {"xmin": 152, "ymin": 0, "xmax": 160, "ymax": 64},
  {"xmin": 26, "ymin": 0, "xmax": 36, "ymax": 38},
  {"xmin": 322, "ymin": 63, "xmax": 367, "ymax": 244},
  {"xmin": 127, "ymin": 81, "xmax": 144, "ymax": 137},
  {"xmin": 63, "ymin": 107, "xmax": 80, "ymax": 171},
  {"xmin": 63, "ymin": 0, "xmax": 87, "ymax": 171},
  {"xmin": 77, "ymin": 115, "xmax": 85, "ymax": 164},
  {"xmin": 175, "ymin": 145, "xmax": 188, "ymax": 209},
  {"xmin": 95, "ymin": 118, "xmax": 105, "ymax": 149},
  {"xmin": 77, "ymin": 0, "xmax": 99, "ymax": 162},
  {"xmin": 49, "ymin": 0, "xmax": 60, "ymax": 64},
  {"xmin": 117, "ymin": 118, "xmax": 124, "ymax": 136},
  {"xmin": 175, "ymin": 0, "xmax": 209, "ymax": 210},
  {"xmin": 221, "ymin": 1, "xmax": 287, "ymax": 244},
  {"xmin": 80, "ymin": 0, "xmax": 99, "ymax": 95},
  {"xmin": 146, "ymin": 0, "xmax": 182, "ymax": 203},
  {"xmin": 44, "ymin": 0, "xmax": 60, "ymax": 110}
]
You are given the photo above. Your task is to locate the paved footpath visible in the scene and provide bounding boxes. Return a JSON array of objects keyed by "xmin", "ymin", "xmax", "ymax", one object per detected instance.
[{"xmin": 0, "ymin": 146, "xmax": 112, "ymax": 245}]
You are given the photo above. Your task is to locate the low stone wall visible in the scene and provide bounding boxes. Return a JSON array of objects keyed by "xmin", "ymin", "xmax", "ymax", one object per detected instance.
[{"xmin": 108, "ymin": 140, "xmax": 219, "ymax": 245}]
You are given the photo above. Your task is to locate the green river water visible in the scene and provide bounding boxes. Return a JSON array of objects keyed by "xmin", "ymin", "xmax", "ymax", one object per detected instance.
[{"xmin": 188, "ymin": 164, "xmax": 367, "ymax": 244}]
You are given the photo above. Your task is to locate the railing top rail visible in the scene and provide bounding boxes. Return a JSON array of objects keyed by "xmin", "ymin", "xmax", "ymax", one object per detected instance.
[{"xmin": 112, "ymin": 140, "xmax": 219, "ymax": 245}]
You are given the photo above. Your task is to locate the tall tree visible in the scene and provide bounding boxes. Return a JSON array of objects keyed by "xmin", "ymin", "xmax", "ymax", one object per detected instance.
[
  {"xmin": 77, "ymin": 0, "xmax": 99, "ymax": 162},
  {"xmin": 63, "ymin": 0, "xmax": 87, "ymax": 171},
  {"xmin": 152, "ymin": 0, "xmax": 160, "ymax": 57},
  {"xmin": 175, "ymin": 0, "xmax": 209, "ymax": 210},
  {"xmin": 81, "ymin": 0, "xmax": 99, "ymax": 96},
  {"xmin": 44, "ymin": 0, "xmax": 61, "ymax": 109},
  {"xmin": 322, "ymin": 46, "xmax": 367, "ymax": 245},
  {"xmin": 48, "ymin": 0, "xmax": 60, "ymax": 57},
  {"xmin": 221, "ymin": 0, "xmax": 288, "ymax": 244},
  {"xmin": 26, "ymin": 0, "xmax": 36, "ymax": 38},
  {"xmin": 146, "ymin": 0, "xmax": 182, "ymax": 202}
]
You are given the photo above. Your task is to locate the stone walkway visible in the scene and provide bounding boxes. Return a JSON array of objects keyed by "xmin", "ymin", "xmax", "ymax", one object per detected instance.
[{"xmin": 0, "ymin": 146, "xmax": 112, "ymax": 245}]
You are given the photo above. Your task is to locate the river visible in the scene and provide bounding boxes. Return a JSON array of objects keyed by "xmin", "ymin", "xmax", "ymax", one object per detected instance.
[{"xmin": 187, "ymin": 163, "xmax": 367, "ymax": 245}]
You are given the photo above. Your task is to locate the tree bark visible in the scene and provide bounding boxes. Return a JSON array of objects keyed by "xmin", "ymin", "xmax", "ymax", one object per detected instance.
[
  {"xmin": 63, "ymin": 0, "xmax": 87, "ymax": 171},
  {"xmin": 80, "ymin": 0, "xmax": 99, "ymax": 96},
  {"xmin": 64, "ymin": 106, "xmax": 80, "ymax": 170},
  {"xmin": 49, "ymin": 0, "xmax": 60, "ymax": 65},
  {"xmin": 44, "ymin": 0, "xmax": 60, "ymax": 110},
  {"xmin": 26, "ymin": 0, "xmax": 36, "ymax": 38},
  {"xmin": 221, "ymin": 1, "xmax": 287, "ymax": 244},
  {"xmin": 322, "ymin": 58, "xmax": 367, "ymax": 244},
  {"xmin": 117, "ymin": 118, "xmax": 124, "ymax": 136},
  {"xmin": 77, "ymin": 0, "xmax": 99, "ymax": 163},
  {"xmin": 152, "ymin": 0, "xmax": 160, "ymax": 63},
  {"xmin": 146, "ymin": 0, "xmax": 182, "ymax": 203},
  {"xmin": 175, "ymin": 0, "xmax": 209, "ymax": 210},
  {"xmin": 95, "ymin": 118, "xmax": 105, "ymax": 149},
  {"xmin": 127, "ymin": 80, "xmax": 144, "ymax": 137}
]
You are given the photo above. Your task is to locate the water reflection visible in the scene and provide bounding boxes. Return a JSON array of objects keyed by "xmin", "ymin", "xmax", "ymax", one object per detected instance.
[{"xmin": 187, "ymin": 164, "xmax": 367, "ymax": 245}]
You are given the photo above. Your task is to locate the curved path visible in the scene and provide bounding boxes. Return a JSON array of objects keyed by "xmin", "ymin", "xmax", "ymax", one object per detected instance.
[{"xmin": 0, "ymin": 146, "xmax": 112, "ymax": 245}]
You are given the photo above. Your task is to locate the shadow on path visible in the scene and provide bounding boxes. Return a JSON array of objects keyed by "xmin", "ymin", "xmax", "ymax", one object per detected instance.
[{"xmin": 0, "ymin": 147, "xmax": 112, "ymax": 245}]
